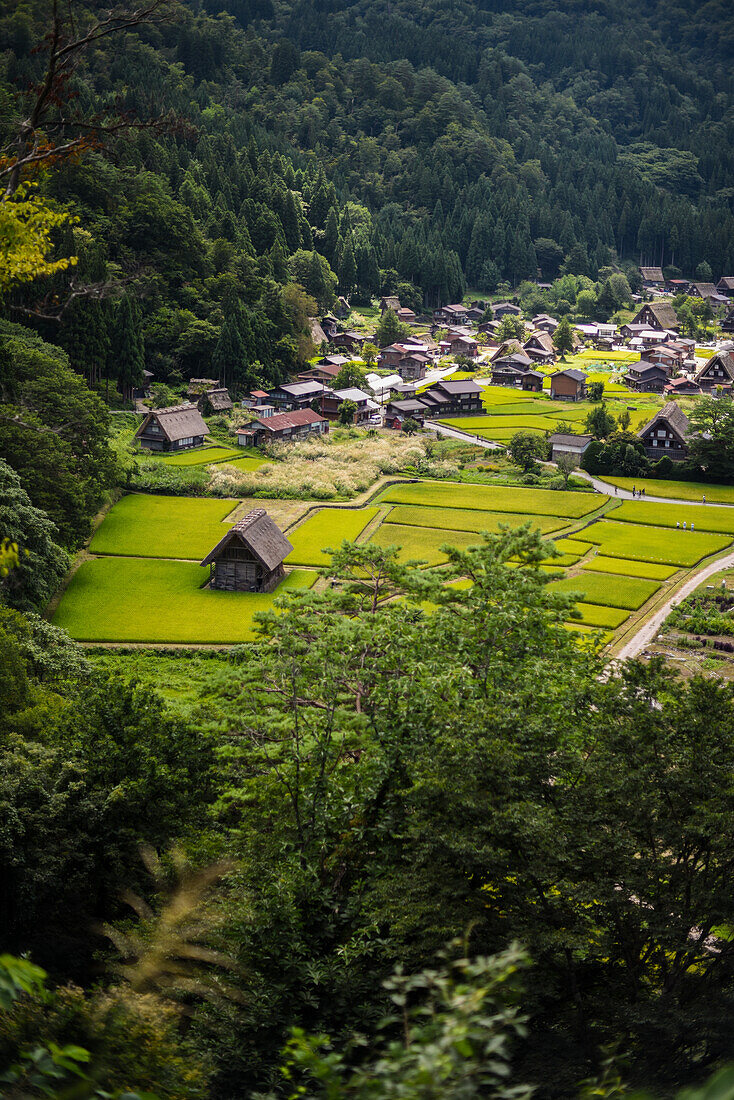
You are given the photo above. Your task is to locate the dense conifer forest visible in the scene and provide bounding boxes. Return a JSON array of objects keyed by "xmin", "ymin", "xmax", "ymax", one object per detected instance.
[{"xmin": 2, "ymin": 0, "xmax": 734, "ymax": 389}]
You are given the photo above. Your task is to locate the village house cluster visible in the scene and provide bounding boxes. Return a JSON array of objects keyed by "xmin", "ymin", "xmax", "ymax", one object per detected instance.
[{"xmin": 134, "ymin": 265, "xmax": 734, "ymax": 454}]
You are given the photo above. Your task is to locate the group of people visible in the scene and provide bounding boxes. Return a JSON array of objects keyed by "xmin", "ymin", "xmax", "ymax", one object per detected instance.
[
  {"xmin": 630, "ymin": 486, "xmax": 646, "ymax": 498},
  {"xmin": 676, "ymin": 521, "xmax": 695, "ymax": 530}
]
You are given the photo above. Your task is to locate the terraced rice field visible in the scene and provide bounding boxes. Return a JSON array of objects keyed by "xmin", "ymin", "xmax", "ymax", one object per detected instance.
[
  {"xmin": 582, "ymin": 519, "xmax": 730, "ymax": 566},
  {"xmin": 571, "ymin": 603, "xmax": 631, "ymax": 628},
  {"xmin": 153, "ymin": 445, "xmax": 242, "ymax": 466},
  {"xmin": 383, "ymin": 504, "xmax": 568, "ymax": 535},
  {"xmin": 89, "ymin": 494, "xmax": 239, "ymax": 560},
  {"xmin": 370, "ymin": 522, "xmax": 479, "ymax": 565},
  {"xmin": 581, "ymin": 556, "xmax": 679, "ymax": 581},
  {"xmin": 286, "ymin": 507, "xmax": 379, "ymax": 565},
  {"xmin": 549, "ymin": 570, "xmax": 661, "ymax": 610},
  {"xmin": 610, "ymin": 500, "xmax": 734, "ymax": 535},
  {"xmin": 377, "ymin": 482, "xmax": 604, "ymax": 518},
  {"xmin": 53, "ymin": 558, "xmax": 316, "ymax": 643},
  {"xmin": 58, "ymin": 468, "xmax": 734, "ymax": 646}
]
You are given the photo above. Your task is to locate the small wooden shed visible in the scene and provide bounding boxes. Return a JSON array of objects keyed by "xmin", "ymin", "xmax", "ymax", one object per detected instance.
[{"xmin": 200, "ymin": 509, "xmax": 293, "ymax": 593}]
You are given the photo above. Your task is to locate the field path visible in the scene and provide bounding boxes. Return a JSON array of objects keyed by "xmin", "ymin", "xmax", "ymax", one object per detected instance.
[
  {"xmin": 613, "ymin": 550, "xmax": 734, "ymax": 662},
  {"xmin": 431, "ymin": 422, "xmax": 503, "ymax": 450}
]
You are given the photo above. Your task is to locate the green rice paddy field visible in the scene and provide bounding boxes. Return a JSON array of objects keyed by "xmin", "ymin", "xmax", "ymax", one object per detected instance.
[
  {"xmin": 600, "ymin": 477, "xmax": 734, "ymax": 505},
  {"xmin": 54, "ymin": 559, "xmax": 316, "ymax": 643},
  {"xmin": 89, "ymin": 494, "xmax": 239, "ymax": 560},
  {"xmin": 286, "ymin": 508, "xmax": 379, "ymax": 566},
  {"xmin": 377, "ymin": 481, "xmax": 605, "ymax": 517},
  {"xmin": 53, "ymin": 478, "xmax": 734, "ymax": 645},
  {"xmin": 383, "ymin": 504, "xmax": 568, "ymax": 535}
]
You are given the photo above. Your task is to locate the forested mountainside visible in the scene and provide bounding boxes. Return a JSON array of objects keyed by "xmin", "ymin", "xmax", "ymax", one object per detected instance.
[{"xmin": 2, "ymin": 0, "xmax": 734, "ymax": 393}]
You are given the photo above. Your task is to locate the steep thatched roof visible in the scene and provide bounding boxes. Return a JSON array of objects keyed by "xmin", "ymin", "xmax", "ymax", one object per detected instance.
[
  {"xmin": 200, "ymin": 509, "xmax": 293, "ymax": 571},
  {"xmin": 638, "ymin": 401, "xmax": 690, "ymax": 442},
  {"xmin": 136, "ymin": 404, "xmax": 208, "ymax": 442}
]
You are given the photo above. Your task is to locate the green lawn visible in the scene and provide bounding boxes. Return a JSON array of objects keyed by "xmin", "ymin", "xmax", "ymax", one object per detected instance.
[
  {"xmin": 377, "ymin": 481, "xmax": 605, "ymax": 518},
  {"xmin": 384, "ymin": 505, "xmax": 568, "ymax": 535},
  {"xmin": 581, "ymin": 556, "xmax": 678, "ymax": 581},
  {"xmin": 582, "ymin": 519, "xmax": 731, "ymax": 566},
  {"xmin": 610, "ymin": 499, "xmax": 734, "ymax": 535},
  {"xmin": 53, "ymin": 559, "xmax": 317, "ymax": 644},
  {"xmin": 600, "ymin": 477, "xmax": 734, "ymax": 505},
  {"xmin": 549, "ymin": 570, "xmax": 661, "ymax": 610},
  {"xmin": 370, "ymin": 522, "xmax": 479, "ymax": 565},
  {"xmin": 89, "ymin": 494, "xmax": 239, "ymax": 560},
  {"xmin": 286, "ymin": 507, "xmax": 379, "ymax": 566}
]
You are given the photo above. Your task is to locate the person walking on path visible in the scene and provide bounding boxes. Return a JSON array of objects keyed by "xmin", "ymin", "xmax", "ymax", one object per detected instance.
[
  {"xmin": 683, "ymin": 521, "xmax": 687, "ymax": 530},
  {"xmin": 703, "ymin": 494, "xmax": 706, "ymax": 504},
  {"xmin": 677, "ymin": 521, "xmax": 680, "ymax": 528}
]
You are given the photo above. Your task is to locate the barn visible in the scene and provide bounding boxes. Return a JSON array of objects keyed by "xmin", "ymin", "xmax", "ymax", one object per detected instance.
[{"xmin": 200, "ymin": 509, "xmax": 293, "ymax": 593}]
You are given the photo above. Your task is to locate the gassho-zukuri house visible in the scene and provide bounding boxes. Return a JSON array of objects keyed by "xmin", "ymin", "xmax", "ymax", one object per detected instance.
[
  {"xmin": 200, "ymin": 509, "xmax": 293, "ymax": 592},
  {"xmin": 135, "ymin": 403, "xmax": 209, "ymax": 451}
]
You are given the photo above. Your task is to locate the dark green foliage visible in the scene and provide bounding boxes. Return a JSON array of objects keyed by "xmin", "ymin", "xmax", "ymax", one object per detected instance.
[
  {"xmin": 0, "ymin": 461, "xmax": 68, "ymax": 612},
  {"xmin": 110, "ymin": 294, "xmax": 145, "ymax": 401},
  {"xmin": 375, "ymin": 309, "xmax": 410, "ymax": 347},
  {"xmin": 0, "ymin": 324, "xmax": 117, "ymax": 547},
  {"xmin": 582, "ymin": 431, "xmax": 651, "ymax": 476},
  {"xmin": 689, "ymin": 397, "xmax": 734, "ymax": 481},
  {"xmin": 0, "ymin": 614, "xmax": 214, "ymax": 973},
  {"xmin": 585, "ymin": 403, "xmax": 617, "ymax": 439},
  {"xmin": 552, "ymin": 316, "xmax": 575, "ymax": 359}
]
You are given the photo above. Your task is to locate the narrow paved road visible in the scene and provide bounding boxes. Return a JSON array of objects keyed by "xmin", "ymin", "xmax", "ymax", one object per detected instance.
[{"xmin": 613, "ymin": 550, "xmax": 734, "ymax": 662}]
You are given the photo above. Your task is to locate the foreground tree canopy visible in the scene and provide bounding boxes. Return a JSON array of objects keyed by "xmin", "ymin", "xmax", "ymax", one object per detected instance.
[{"xmin": 5, "ymin": 532, "xmax": 734, "ymax": 1096}]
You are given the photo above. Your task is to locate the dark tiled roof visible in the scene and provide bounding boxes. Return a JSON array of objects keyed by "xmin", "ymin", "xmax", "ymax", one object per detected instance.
[
  {"xmin": 200, "ymin": 509, "xmax": 293, "ymax": 571},
  {"xmin": 548, "ymin": 433, "xmax": 593, "ymax": 446},
  {"xmin": 552, "ymin": 368, "xmax": 586, "ymax": 382},
  {"xmin": 433, "ymin": 379, "xmax": 483, "ymax": 395}
]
